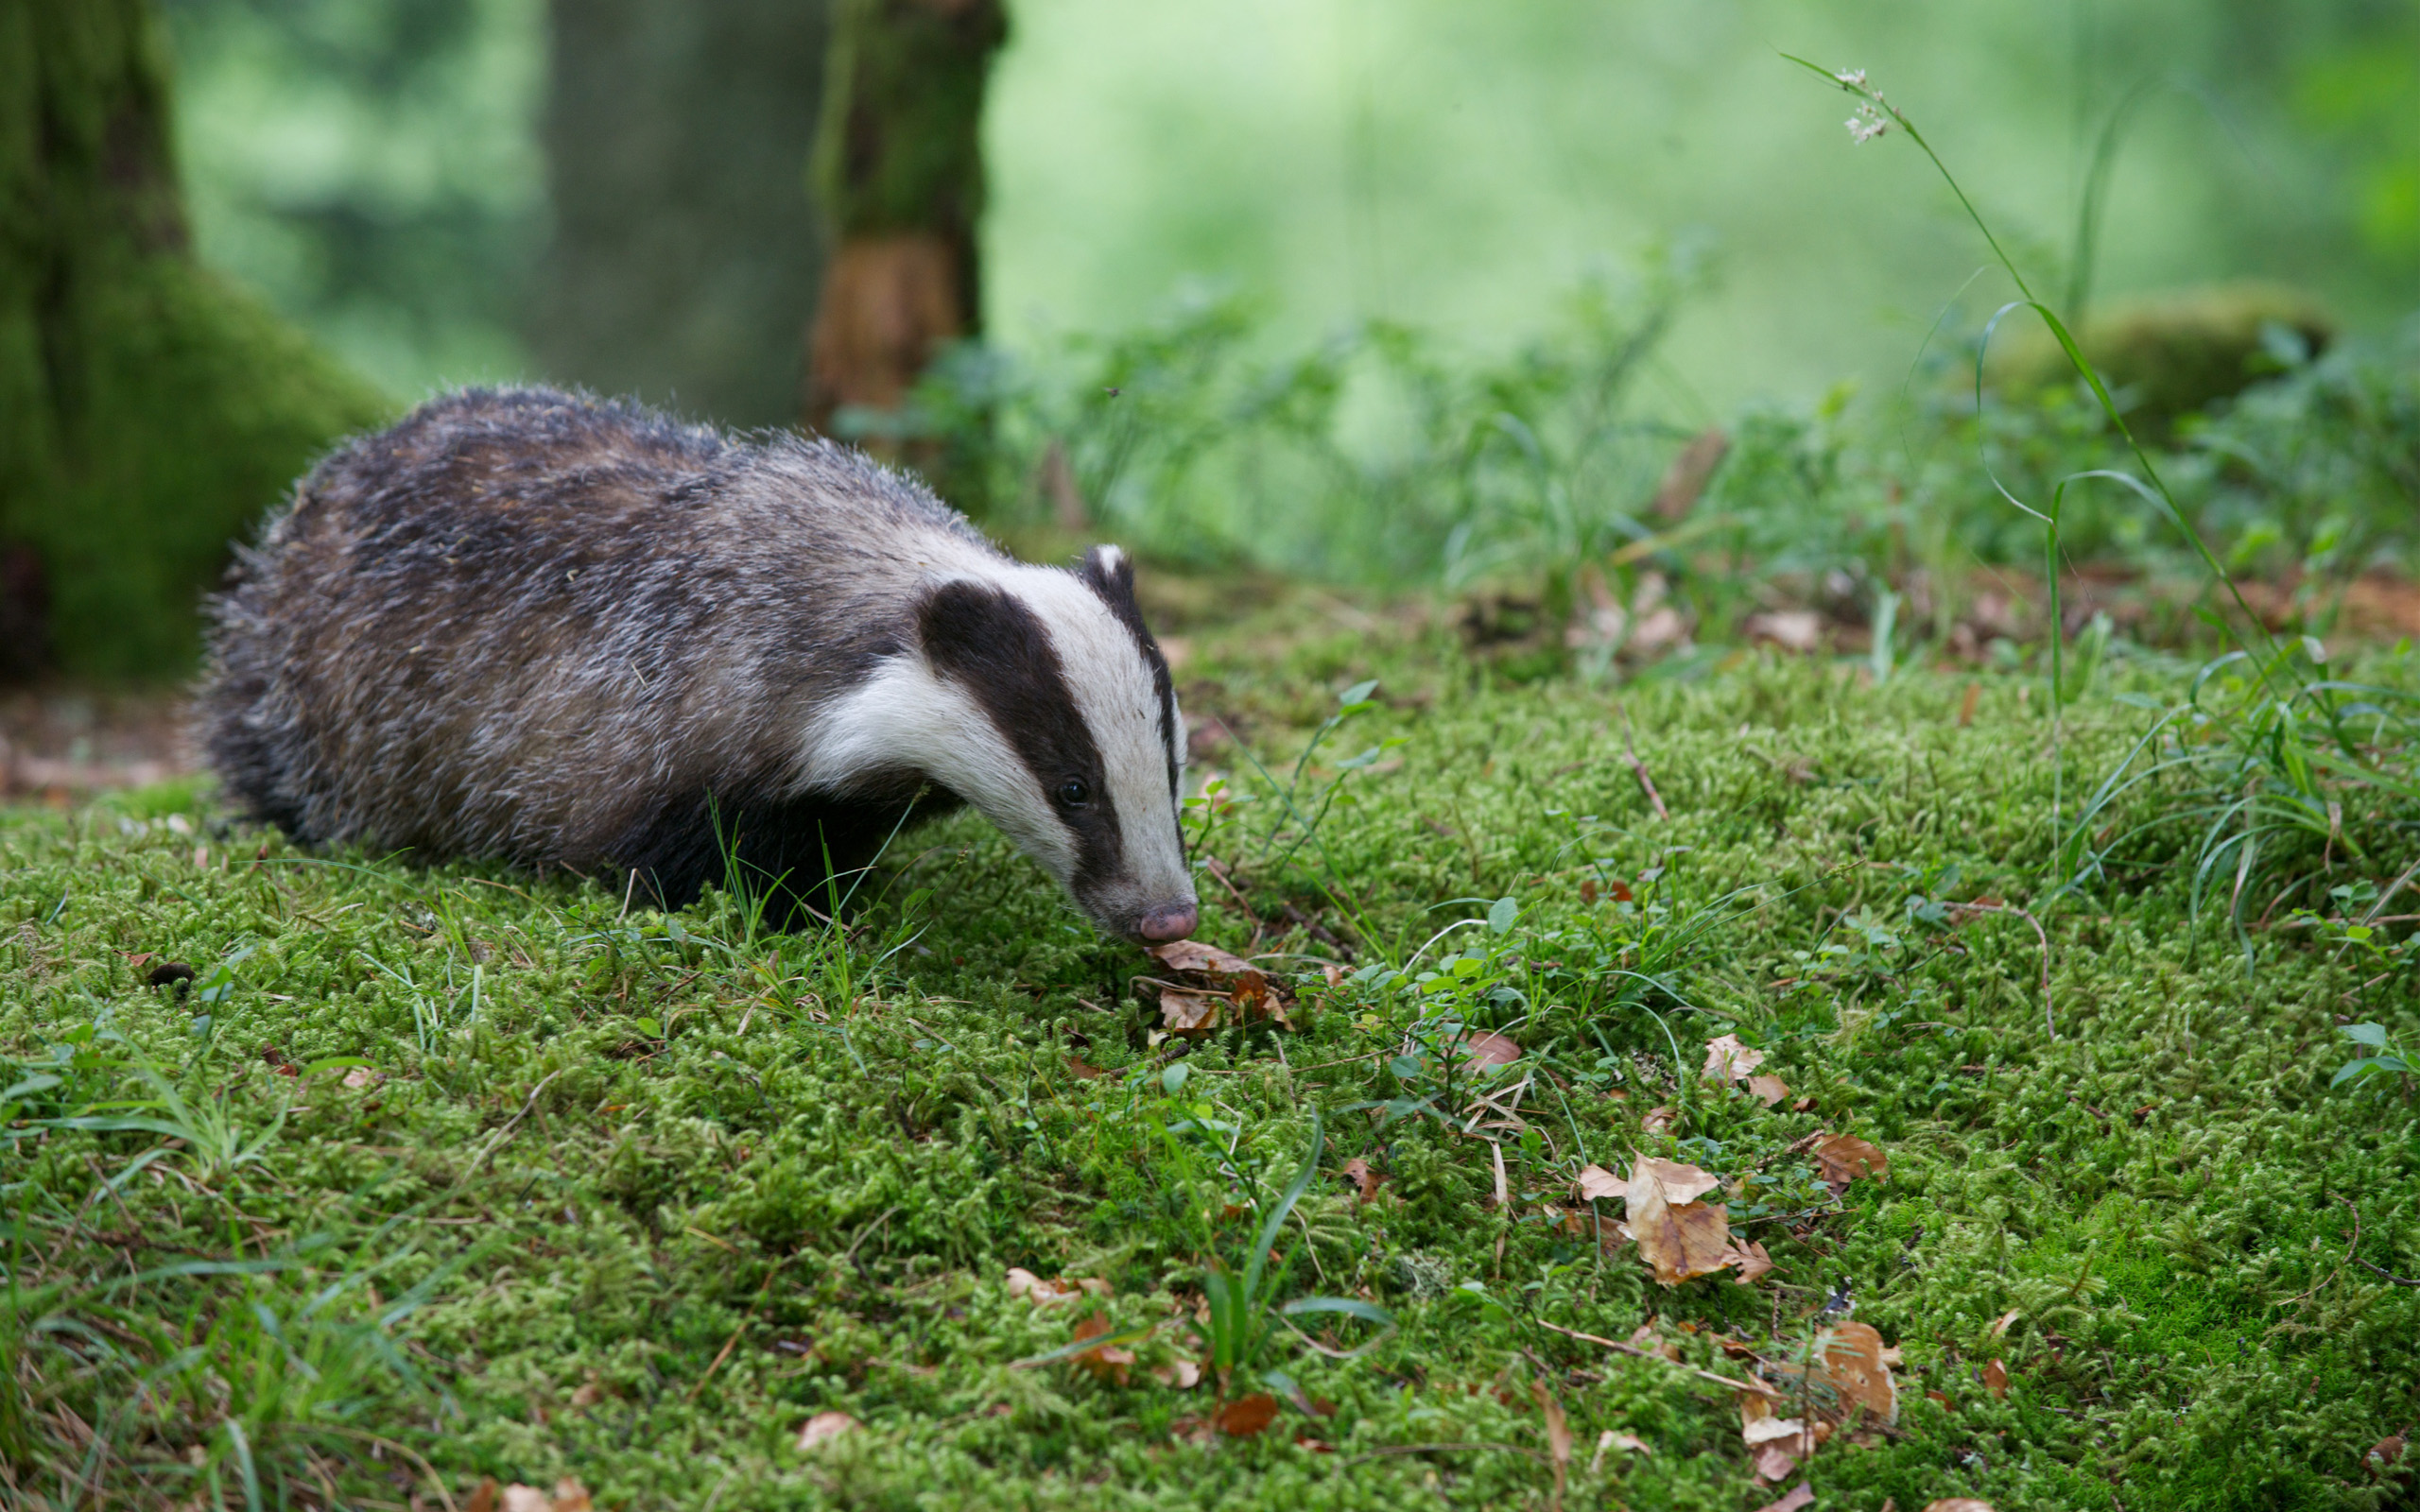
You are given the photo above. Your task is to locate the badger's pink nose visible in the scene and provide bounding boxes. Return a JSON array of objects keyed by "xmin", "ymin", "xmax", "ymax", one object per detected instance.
[{"xmin": 1135, "ymin": 904, "xmax": 1198, "ymax": 942}]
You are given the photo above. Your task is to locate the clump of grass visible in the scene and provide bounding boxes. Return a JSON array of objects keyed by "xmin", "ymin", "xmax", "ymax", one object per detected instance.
[{"xmin": 1803, "ymin": 60, "xmax": 2420, "ymax": 959}]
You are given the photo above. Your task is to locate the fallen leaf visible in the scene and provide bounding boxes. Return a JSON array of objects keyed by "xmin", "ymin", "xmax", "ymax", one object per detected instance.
[
  {"xmin": 1641, "ymin": 1105, "xmax": 1676, "ymax": 1134},
  {"xmin": 1747, "ymin": 609, "xmax": 1825, "ymax": 651},
  {"xmin": 549, "ymin": 1481, "xmax": 593, "ymax": 1512},
  {"xmin": 1146, "ymin": 939, "xmax": 1258, "ymax": 978},
  {"xmin": 1590, "ymin": 1429, "xmax": 1651, "ymax": 1473},
  {"xmin": 1703, "ymin": 1033, "xmax": 1767, "ymax": 1083},
  {"xmin": 1746, "ymin": 1074, "xmax": 1789, "ymax": 1107},
  {"xmin": 1816, "ymin": 1321, "xmax": 1900, "ymax": 1423},
  {"xmin": 1151, "ymin": 1359, "xmax": 1202, "ymax": 1390},
  {"xmin": 1624, "ymin": 1157, "xmax": 1733, "ymax": 1285},
  {"xmin": 466, "ymin": 1481, "xmax": 500, "ymax": 1512},
  {"xmin": 2365, "ymin": 1433, "xmax": 2406, "ymax": 1474},
  {"xmin": 1576, "ymin": 1164, "xmax": 1623, "ymax": 1202},
  {"xmin": 1630, "ymin": 1155, "xmax": 1722, "ymax": 1206},
  {"xmin": 1925, "ymin": 1390, "xmax": 1955, "ymax": 1412},
  {"xmin": 1158, "ymin": 988, "xmax": 1221, "ymax": 1039},
  {"xmin": 1728, "ymin": 1239, "xmax": 1776, "ymax": 1284},
  {"xmin": 1067, "ymin": 1314, "xmax": 1134, "ymax": 1385},
  {"xmin": 1791, "ymin": 1096, "xmax": 1818, "ymax": 1113},
  {"xmin": 1921, "ymin": 1503, "xmax": 1996, "ymax": 1512},
  {"xmin": 1742, "ymin": 1416, "xmax": 1807, "ymax": 1447},
  {"xmin": 1536, "ymin": 1380, "xmax": 1573, "ymax": 1469},
  {"xmin": 1215, "ymin": 1393, "xmax": 1280, "ymax": 1437},
  {"xmin": 1753, "ymin": 1480, "xmax": 1817, "ymax": 1512},
  {"xmin": 568, "ymin": 1377, "xmax": 605, "ymax": 1408},
  {"xmin": 1340, "ymin": 1157, "xmax": 1386, "ymax": 1203},
  {"xmin": 1066, "ymin": 1057, "xmax": 1107, "ymax": 1080},
  {"xmin": 797, "ymin": 1410, "xmax": 859, "ymax": 1452},
  {"xmin": 1458, "ymin": 1029, "xmax": 1522, "ymax": 1066},
  {"xmin": 1628, "ymin": 1321, "xmax": 1680, "ymax": 1361},
  {"xmin": 1812, "ymin": 1132, "xmax": 1889, "ymax": 1187},
  {"xmin": 1982, "ymin": 1358, "xmax": 2008, "ymax": 1400},
  {"xmin": 501, "ymin": 1487, "xmax": 552, "ymax": 1512},
  {"xmin": 1753, "ymin": 1443, "xmax": 1805, "ymax": 1482},
  {"xmin": 341, "ymin": 1067, "xmax": 383, "ymax": 1090},
  {"xmin": 1986, "ymin": 1308, "xmax": 2020, "ymax": 1340}
]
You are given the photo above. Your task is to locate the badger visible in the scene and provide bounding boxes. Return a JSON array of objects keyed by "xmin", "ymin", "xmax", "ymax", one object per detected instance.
[{"xmin": 198, "ymin": 387, "xmax": 1200, "ymax": 944}]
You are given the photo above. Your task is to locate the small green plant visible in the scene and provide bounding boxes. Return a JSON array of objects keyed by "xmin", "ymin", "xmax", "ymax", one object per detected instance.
[{"xmin": 2330, "ymin": 1022, "xmax": 2413, "ymax": 1094}]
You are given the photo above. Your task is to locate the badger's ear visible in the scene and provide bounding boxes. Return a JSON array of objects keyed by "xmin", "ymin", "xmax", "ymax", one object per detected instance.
[{"xmin": 1076, "ymin": 543, "xmax": 1152, "ymax": 641}]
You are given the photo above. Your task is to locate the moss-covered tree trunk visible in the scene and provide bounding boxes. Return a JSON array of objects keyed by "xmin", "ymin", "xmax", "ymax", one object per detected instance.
[
  {"xmin": 804, "ymin": 0, "xmax": 1005, "ymax": 431},
  {"xmin": 0, "ymin": 0, "xmax": 386, "ymax": 680}
]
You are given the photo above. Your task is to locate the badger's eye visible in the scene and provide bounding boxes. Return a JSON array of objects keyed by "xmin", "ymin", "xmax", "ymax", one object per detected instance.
[{"xmin": 1056, "ymin": 778, "xmax": 1091, "ymax": 806}]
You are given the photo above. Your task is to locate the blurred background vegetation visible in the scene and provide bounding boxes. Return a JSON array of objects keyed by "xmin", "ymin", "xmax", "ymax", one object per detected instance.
[{"xmin": 3, "ymin": 0, "xmax": 2417, "ymax": 679}]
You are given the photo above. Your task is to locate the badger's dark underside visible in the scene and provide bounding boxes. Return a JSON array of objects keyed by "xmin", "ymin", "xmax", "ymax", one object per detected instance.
[{"xmin": 606, "ymin": 776, "xmax": 965, "ymax": 920}]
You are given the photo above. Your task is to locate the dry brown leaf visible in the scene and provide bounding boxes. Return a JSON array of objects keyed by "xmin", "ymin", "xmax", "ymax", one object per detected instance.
[
  {"xmin": 568, "ymin": 1378, "xmax": 604, "ymax": 1408},
  {"xmin": 341, "ymin": 1067, "xmax": 382, "ymax": 1090},
  {"xmin": 798, "ymin": 1410, "xmax": 859, "ymax": 1452},
  {"xmin": 1066, "ymin": 1057, "xmax": 1107, "ymax": 1080},
  {"xmin": 1816, "ymin": 1321, "xmax": 1900, "ymax": 1422},
  {"xmin": 548, "ymin": 1481, "xmax": 593, "ymax": 1512},
  {"xmin": 1536, "ymin": 1380, "xmax": 1573, "ymax": 1469},
  {"xmin": 1340, "ymin": 1157, "xmax": 1386, "ymax": 1203},
  {"xmin": 1628, "ymin": 1321, "xmax": 1680, "ymax": 1362},
  {"xmin": 1458, "ymin": 1029, "xmax": 1523, "ymax": 1066},
  {"xmin": 1812, "ymin": 1132, "xmax": 1889, "ymax": 1186},
  {"xmin": 1146, "ymin": 939, "xmax": 1257, "ymax": 978},
  {"xmin": 1625, "ymin": 1158, "xmax": 1733, "ymax": 1285},
  {"xmin": 1753, "ymin": 1443, "xmax": 1806, "ymax": 1482},
  {"xmin": 1576, "ymin": 1164, "xmax": 1624, "ymax": 1202},
  {"xmin": 1921, "ymin": 1502, "xmax": 1996, "ymax": 1512},
  {"xmin": 1742, "ymin": 1416, "xmax": 1807, "ymax": 1447},
  {"xmin": 1791, "ymin": 1096, "xmax": 1818, "ymax": 1113},
  {"xmin": 1982, "ymin": 1358, "xmax": 2008, "ymax": 1400},
  {"xmin": 1641, "ymin": 1105, "xmax": 1676, "ymax": 1134},
  {"xmin": 1158, "ymin": 988, "xmax": 1221, "ymax": 1039},
  {"xmin": 1151, "ymin": 1359, "xmax": 1202, "ymax": 1390},
  {"xmin": 500, "ymin": 1486, "xmax": 552, "ymax": 1512},
  {"xmin": 1728, "ymin": 1239, "xmax": 1776, "ymax": 1284},
  {"xmin": 1590, "ymin": 1429, "xmax": 1651, "ymax": 1472},
  {"xmin": 1753, "ymin": 1483, "xmax": 1816, "ymax": 1512},
  {"xmin": 1068, "ymin": 1314, "xmax": 1134, "ymax": 1385},
  {"xmin": 1926, "ymin": 1389, "xmax": 1956, "ymax": 1412},
  {"xmin": 465, "ymin": 1480, "xmax": 499, "ymax": 1512},
  {"xmin": 1746, "ymin": 1074, "xmax": 1789, "ymax": 1107},
  {"xmin": 1986, "ymin": 1308, "xmax": 2020, "ymax": 1339},
  {"xmin": 1215, "ymin": 1393, "xmax": 1280, "ymax": 1437},
  {"xmin": 1703, "ymin": 1034, "xmax": 1767, "ymax": 1083},
  {"xmin": 1631, "ymin": 1155, "xmax": 1723, "ymax": 1206}
]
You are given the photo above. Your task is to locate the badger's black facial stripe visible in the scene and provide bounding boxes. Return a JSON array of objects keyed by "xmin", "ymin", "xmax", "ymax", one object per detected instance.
[
  {"xmin": 1076, "ymin": 547, "xmax": 1181, "ymax": 801},
  {"xmin": 916, "ymin": 578, "xmax": 1124, "ymax": 886}
]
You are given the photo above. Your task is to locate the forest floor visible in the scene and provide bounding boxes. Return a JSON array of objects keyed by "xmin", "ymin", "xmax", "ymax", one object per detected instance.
[{"xmin": 3, "ymin": 589, "xmax": 2416, "ymax": 1512}]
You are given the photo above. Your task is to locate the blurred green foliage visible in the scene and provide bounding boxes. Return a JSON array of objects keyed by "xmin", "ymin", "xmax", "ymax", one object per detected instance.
[{"xmin": 159, "ymin": 0, "xmax": 544, "ymax": 398}]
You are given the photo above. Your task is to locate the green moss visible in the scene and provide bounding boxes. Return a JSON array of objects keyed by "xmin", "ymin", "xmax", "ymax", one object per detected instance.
[
  {"xmin": 2, "ymin": 636, "xmax": 2413, "ymax": 1508},
  {"xmin": 29, "ymin": 253, "xmax": 391, "ymax": 677}
]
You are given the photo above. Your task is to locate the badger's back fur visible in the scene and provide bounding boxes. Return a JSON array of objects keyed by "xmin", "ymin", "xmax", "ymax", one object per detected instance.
[{"xmin": 200, "ymin": 387, "xmax": 1199, "ymax": 941}]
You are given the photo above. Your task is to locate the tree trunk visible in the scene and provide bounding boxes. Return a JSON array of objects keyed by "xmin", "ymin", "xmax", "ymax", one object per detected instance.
[
  {"xmin": 0, "ymin": 0, "xmax": 386, "ymax": 679},
  {"xmin": 532, "ymin": 0, "xmax": 832, "ymax": 429},
  {"xmin": 804, "ymin": 0, "xmax": 1006, "ymax": 430}
]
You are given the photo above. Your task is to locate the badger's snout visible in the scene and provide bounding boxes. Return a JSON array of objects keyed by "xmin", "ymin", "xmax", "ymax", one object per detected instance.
[{"xmin": 1132, "ymin": 901, "xmax": 1199, "ymax": 942}]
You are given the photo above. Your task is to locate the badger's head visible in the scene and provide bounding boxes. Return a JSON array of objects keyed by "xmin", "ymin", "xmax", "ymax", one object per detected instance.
[{"xmin": 884, "ymin": 544, "xmax": 1197, "ymax": 943}]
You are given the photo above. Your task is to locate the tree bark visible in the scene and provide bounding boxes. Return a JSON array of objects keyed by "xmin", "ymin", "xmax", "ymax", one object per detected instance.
[
  {"xmin": 0, "ymin": 0, "xmax": 385, "ymax": 679},
  {"xmin": 533, "ymin": 0, "xmax": 832, "ymax": 429},
  {"xmin": 804, "ymin": 0, "xmax": 1006, "ymax": 429}
]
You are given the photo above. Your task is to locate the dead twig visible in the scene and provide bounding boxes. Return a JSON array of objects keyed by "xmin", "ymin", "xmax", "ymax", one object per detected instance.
[
  {"xmin": 1613, "ymin": 701, "xmax": 1669, "ymax": 822},
  {"xmin": 1533, "ymin": 1317, "xmax": 1785, "ymax": 1398}
]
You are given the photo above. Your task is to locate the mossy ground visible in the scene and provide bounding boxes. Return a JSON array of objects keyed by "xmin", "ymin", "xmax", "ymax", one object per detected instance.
[{"xmin": 3, "ymin": 608, "xmax": 2415, "ymax": 1511}]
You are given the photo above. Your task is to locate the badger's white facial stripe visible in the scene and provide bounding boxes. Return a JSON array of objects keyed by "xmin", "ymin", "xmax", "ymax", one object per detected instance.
[{"xmin": 794, "ymin": 654, "xmax": 1079, "ymax": 882}]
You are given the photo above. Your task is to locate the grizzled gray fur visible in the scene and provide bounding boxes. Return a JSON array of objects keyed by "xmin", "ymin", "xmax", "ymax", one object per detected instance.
[{"xmin": 199, "ymin": 387, "xmax": 1200, "ymax": 941}]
